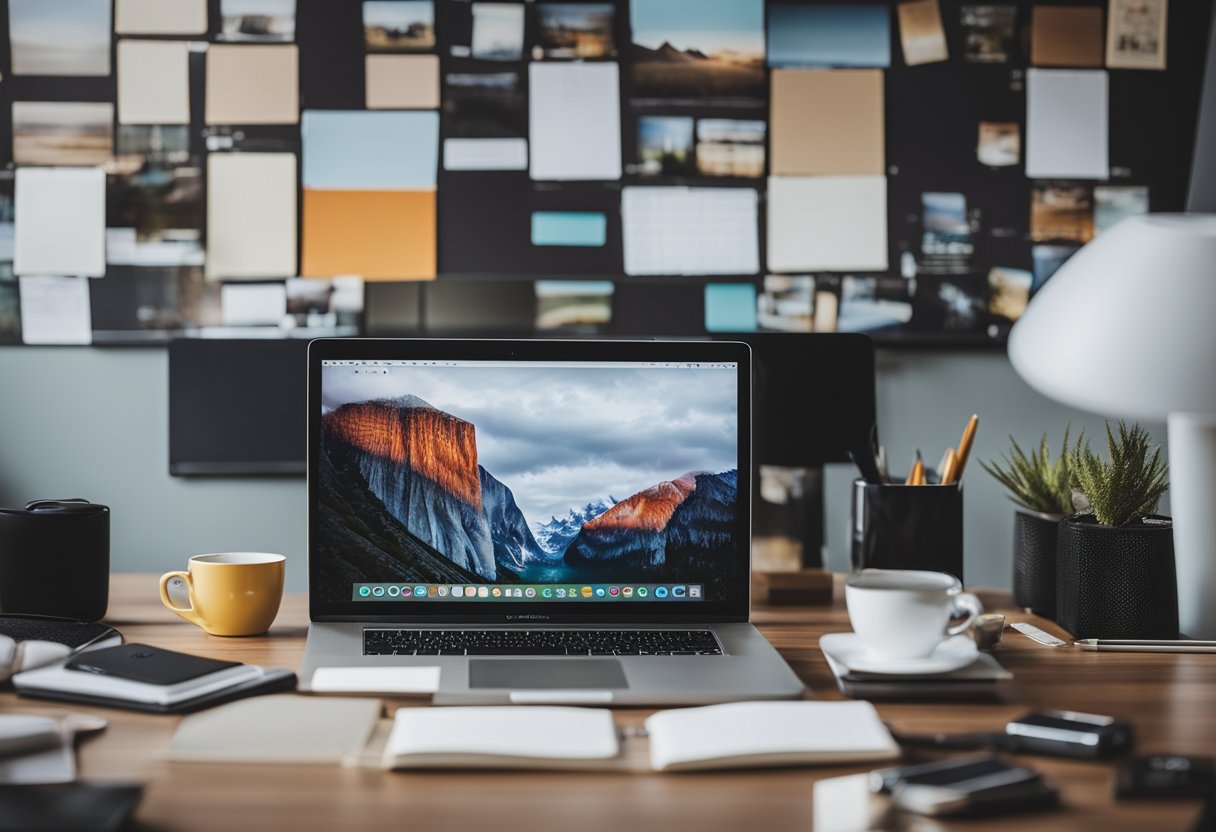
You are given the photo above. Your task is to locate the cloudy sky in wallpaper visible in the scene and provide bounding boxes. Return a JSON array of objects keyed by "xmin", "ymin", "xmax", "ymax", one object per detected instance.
[{"xmin": 322, "ymin": 363, "xmax": 738, "ymax": 524}]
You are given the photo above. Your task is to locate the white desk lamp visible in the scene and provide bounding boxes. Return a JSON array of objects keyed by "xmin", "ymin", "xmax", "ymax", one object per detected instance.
[{"xmin": 1008, "ymin": 214, "xmax": 1216, "ymax": 639}]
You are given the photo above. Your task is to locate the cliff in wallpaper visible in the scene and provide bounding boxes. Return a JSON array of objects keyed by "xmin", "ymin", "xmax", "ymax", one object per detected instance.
[
  {"xmin": 324, "ymin": 395, "xmax": 497, "ymax": 579},
  {"xmin": 479, "ymin": 464, "xmax": 549, "ymax": 573},
  {"xmin": 320, "ymin": 393, "xmax": 738, "ymax": 592},
  {"xmin": 314, "ymin": 431, "xmax": 491, "ymax": 602},
  {"xmin": 564, "ymin": 470, "xmax": 737, "ymax": 563}
]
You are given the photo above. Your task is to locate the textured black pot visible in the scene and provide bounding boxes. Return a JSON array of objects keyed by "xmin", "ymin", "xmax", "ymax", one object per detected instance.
[
  {"xmin": 1056, "ymin": 515, "xmax": 1178, "ymax": 640},
  {"xmin": 1012, "ymin": 510, "xmax": 1061, "ymax": 619}
]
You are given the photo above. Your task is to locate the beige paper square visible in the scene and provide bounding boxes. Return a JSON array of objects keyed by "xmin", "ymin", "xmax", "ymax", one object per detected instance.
[
  {"xmin": 206, "ymin": 153, "xmax": 298, "ymax": 280},
  {"xmin": 118, "ymin": 40, "xmax": 191, "ymax": 125},
  {"xmin": 771, "ymin": 69, "xmax": 885, "ymax": 176},
  {"xmin": 1032, "ymin": 6, "xmax": 1105, "ymax": 67},
  {"xmin": 366, "ymin": 55, "xmax": 441, "ymax": 110},
  {"xmin": 206, "ymin": 44, "xmax": 299, "ymax": 125},
  {"xmin": 115, "ymin": 0, "xmax": 208, "ymax": 34}
]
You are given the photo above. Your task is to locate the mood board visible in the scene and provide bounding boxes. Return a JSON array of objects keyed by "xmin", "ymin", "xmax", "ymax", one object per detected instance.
[{"xmin": 0, "ymin": 0, "xmax": 1209, "ymax": 347}]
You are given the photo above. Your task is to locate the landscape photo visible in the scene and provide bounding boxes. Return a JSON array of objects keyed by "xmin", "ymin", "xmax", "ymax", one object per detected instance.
[
  {"xmin": 364, "ymin": 0, "xmax": 435, "ymax": 51},
  {"xmin": 220, "ymin": 0, "xmax": 296, "ymax": 41},
  {"xmin": 316, "ymin": 363, "xmax": 739, "ymax": 601},
  {"xmin": 12, "ymin": 101, "xmax": 113, "ymax": 167},
  {"xmin": 637, "ymin": 116, "xmax": 695, "ymax": 176},
  {"xmin": 696, "ymin": 119, "xmax": 765, "ymax": 178},
  {"xmin": 629, "ymin": 0, "xmax": 765, "ymax": 101},
  {"xmin": 536, "ymin": 3, "xmax": 616, "ymax": 60},
  {"xmin": 8, "ymin": 0, "xmax": 111, "ymax": 76}
]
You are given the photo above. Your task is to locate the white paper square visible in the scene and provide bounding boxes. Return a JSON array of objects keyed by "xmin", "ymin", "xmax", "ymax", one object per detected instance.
[
  {"xmin": 118, "ymin": 40, "xmax": 191, "ymax": 125},
  {"xmin": 1026, "ymin": 69, "xmax": 1109, "ymax": 179},
  {"xmin": 206, "ymin": 153, "xmax": 298, "ymax": 280},
  {"xmin": 14, "ymin": 167, "xmax": 107, "ymax": 278},
  {"xmin": 529, "ymin": 63, "xmax": 621, "ymax": 181},
  {"xmin": 622, "ymin": 187, "xmax": 759, "ymax": 276},
  {"xmin": 18, "ymin": 276, "xmax": 92, "ymax": 345},
  {"xmin": 767, "ymin": 176, "xmax": 889, "ymax": 272},
  {"xmin": 220, "ymin": 282, "xmax": 287, "ymax": 326}
]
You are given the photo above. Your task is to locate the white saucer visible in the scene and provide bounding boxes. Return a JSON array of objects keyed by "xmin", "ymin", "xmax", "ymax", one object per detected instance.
[{"xmin": 820, "ymin": 632, "xmax": 979, "ymax": 675}]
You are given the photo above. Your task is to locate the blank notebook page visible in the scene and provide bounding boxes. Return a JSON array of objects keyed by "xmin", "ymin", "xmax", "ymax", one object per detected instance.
[
  {"xmin": 385, "ymin": 706, "xmax": 620, "ymax": 763},
  {"xmin": 644, "ymin": 700, "xmax": 898, "ymax": 771}
]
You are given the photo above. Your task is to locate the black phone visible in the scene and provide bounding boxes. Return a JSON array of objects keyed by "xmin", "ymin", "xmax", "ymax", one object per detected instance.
[
  {"xmin": 1115, "ymin": 756, "xmax": 1216, "ymax": 799},
  {"xmin": 1005, "ymin": 710, "xmax": 1133, "ymax": 759},
  {"xmin": 870, "ymin": 754, "xmax": 1059, "ymax": 818}
]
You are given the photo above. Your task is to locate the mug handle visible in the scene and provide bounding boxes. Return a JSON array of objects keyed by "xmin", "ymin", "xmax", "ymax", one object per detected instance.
[
  {"xmin": 946, "ymin": 592, "xmax": 983, "ymax": 636},
  {"xmin": 159, "ymin": 571, "xmax": 202, "ymax": 627}
]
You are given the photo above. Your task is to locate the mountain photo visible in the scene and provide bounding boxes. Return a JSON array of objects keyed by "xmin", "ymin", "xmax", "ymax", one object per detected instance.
[
  {"xmin": 628, "ymin": 0, "xmax": 765, "ymax": 101},
  {"xmin": 316, "ymin": 363, "xmax": 739, "ymax": 600}
]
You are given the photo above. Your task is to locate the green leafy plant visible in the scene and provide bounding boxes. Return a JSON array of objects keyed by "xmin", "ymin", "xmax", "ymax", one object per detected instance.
[
  {"xmin": 1069, "ymin": 421, "xmax": 1169, "ymax": 527},
  {"xmin": 981, "ymin": 429, "xmax": 1075, "ymax": 516}
]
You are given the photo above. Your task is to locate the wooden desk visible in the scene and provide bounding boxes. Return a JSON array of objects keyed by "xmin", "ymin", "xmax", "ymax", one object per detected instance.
[{"xmin": 3, "ymin": 574, "xmax": 1212, "ymax": 832}]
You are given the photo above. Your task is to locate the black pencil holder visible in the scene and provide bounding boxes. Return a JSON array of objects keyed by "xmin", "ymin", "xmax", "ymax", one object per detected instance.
[{"xmin": 850, "ymin": 479, "xmax": 964, "ymax": 583}]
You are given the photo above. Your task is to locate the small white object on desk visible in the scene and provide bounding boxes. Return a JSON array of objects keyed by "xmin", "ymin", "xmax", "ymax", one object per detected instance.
[
  {"xmin": 310, "ymin": 666, "xmax": 440, "ymax": 695},
  {"xmin": 1011, "ymin": 622, "xmax": 1067, "ymax": 647}
]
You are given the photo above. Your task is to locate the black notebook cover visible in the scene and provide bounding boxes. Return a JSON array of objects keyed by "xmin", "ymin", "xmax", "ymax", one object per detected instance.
[
  {"xmin": 17, "ymin": 667, "xmax": 298, "ymax": 714},
  {"xmin": 64, "ymin": 643, "xmax": 240, "ymax": 686}
]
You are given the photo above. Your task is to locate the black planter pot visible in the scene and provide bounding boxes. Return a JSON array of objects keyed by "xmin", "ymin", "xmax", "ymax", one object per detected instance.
[
  {"xmin": 1056, "ymin": 514, "xmax": 1179, "ymax": 640},
  {"xmin": 1012, "ymin": 510, "xmax": 1061, "ymax": 619}
]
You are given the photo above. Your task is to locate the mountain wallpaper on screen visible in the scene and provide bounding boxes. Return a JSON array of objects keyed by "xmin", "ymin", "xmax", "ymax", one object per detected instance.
[{"xmin": 316, "ymin": 394, "xmax": 738, "ymax": 602}]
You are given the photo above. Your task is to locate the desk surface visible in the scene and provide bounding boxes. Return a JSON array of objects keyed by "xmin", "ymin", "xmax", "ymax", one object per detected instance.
[{"xmin": 3, "ymin": 574, "xmax": 1213, "ymax": 832}]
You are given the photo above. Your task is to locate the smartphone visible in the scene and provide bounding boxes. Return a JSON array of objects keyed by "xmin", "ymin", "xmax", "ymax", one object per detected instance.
[
  {"xmin": 871, "ymin": 755, "xmax": 1059, "ymax": 818},
  {"xmin": 1005, "ymin": 710, "xmax": 1133, "ymax": 759}
]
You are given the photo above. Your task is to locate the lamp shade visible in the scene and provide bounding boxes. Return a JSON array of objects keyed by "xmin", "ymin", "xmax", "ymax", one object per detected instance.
[{"xmin": 1008, "ymin": 214, "xmax": 1216, "ymax": 420}]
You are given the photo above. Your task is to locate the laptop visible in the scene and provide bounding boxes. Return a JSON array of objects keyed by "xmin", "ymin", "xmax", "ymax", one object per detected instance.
[{"xmin": 300, "ymin": 338, "xmax": 805, "ymax": 705}]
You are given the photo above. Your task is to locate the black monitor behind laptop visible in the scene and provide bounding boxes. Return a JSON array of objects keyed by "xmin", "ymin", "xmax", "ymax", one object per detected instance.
[
  {"xmin": 167, "ymin": 334, "xmax": 876, "ymax": 477},
  {"xmin": 168, "ymin": 339, "xmax": 309, "ymax": 476}
]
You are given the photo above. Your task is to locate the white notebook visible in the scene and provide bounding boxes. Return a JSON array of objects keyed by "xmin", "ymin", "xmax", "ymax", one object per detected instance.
[
  {"xmin": 644, "ymin": 701, "xmax": 898, "ymax": 771},
  {"xmin": 382, "ymin": 701, "xmax": 897, "ymax": 772}
]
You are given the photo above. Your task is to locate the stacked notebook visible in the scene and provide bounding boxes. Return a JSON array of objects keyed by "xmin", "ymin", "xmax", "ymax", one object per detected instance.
[
  {"xmin": 12, "ymin": 643, "xmax": 296, "ymax": 713},
  {"xmin": 380, "ymin": 701, "xmax": 900, "ymax": 773},
  {"xmin": 820, "ymin": 636, "xmax": 1013, "ymax": 701}
]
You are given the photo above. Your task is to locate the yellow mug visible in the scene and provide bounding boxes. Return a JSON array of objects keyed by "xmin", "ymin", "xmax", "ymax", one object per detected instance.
[{"xmin": 159, "ymin": 553, "xmax": 285, "ymax": 636}]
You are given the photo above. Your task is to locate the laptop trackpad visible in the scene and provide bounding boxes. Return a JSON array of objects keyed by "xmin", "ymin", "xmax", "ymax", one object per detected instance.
[{"xmin": 468, "ymin": 659, "xmax": 628, "ymax": 689}]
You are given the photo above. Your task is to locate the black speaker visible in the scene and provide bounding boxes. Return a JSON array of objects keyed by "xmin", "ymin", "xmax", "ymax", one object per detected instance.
[{"xmin": 0, "ymin": 500, "xmax": 110, "ymax": 622}]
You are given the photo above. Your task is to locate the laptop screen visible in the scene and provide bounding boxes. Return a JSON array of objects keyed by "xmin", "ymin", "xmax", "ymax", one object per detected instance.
[{"xmin": 313, "ymin": 355, "xmax": 742, "ymax": 612}]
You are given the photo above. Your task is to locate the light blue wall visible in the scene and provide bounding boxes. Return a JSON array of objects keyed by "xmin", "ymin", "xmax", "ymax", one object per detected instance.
[{"xmin": 0, "ymin": 347, "xmax": 1167, "ymax": 592}]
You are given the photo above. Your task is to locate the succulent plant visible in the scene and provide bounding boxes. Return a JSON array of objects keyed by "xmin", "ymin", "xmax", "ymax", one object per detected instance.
[
  {"xmin": 981, "ymin": 429, "xmax": 1075, "ymax": 516},
  {"xmin": 1069, "ymin": 421, "xmax": 1169, "ymax": 527}
]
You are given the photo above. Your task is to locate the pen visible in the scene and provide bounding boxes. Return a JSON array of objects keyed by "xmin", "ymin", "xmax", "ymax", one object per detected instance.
[{"xmin": 1074, "ymin": 639, "xmax": 1216, "ymax": 653}]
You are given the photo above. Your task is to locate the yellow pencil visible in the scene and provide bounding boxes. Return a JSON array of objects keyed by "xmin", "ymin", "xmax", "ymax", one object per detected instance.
[
  {"xmin": 909, "ymin": 459, "xmax": 925, "ymax": 486},
  {"xmin": 952, "ymin": 414, "xmax": 979, "ymax": 483},
  {"xmin": 939, "ymin": 448, "xmax": 958, "ymax": 486}
]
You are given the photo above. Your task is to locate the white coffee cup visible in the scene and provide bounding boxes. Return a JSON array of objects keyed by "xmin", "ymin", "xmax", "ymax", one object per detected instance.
[{"xmin": 845, "ymin": 569, "xmax": 983, "ymax": 660}]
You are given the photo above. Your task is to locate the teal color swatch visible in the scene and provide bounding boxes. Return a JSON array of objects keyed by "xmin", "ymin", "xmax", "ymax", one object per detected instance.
[
  {"xmin": 704, "ymin": 284, "xmax": 758, "ymax": 332},
  {"xmin": 530, "ymin": 212, "xmax": 608, "ymax": 247}
]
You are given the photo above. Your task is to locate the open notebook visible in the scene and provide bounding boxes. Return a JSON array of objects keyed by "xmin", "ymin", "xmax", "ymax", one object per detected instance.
[{"xmin": 382, "ymin": 701, "xmax": 899, "ymax": 772}]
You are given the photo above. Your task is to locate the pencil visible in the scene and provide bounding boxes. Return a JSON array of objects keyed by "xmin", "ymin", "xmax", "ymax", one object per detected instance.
[
  {"xmin": 909, "ymin": 459, "xmax": 925, "ymax": 486},
  {"xmin": 953, "ymin": 414, "xmax": 979, "ymax": 483},
  {"xmin": 940, "ymin": 449, "xmax": 958, "ymax": 485}
]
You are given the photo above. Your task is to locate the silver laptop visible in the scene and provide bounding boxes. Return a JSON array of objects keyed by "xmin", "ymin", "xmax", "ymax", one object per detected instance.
[{"xmin": 300, "ymin": 338, "xmax": 804, "ymax": 705}]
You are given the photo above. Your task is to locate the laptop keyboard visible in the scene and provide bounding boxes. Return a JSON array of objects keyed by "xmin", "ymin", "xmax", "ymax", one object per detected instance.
[{"xmin": 363, "ymin": 629, "xmax": 722, "ymax": 656}]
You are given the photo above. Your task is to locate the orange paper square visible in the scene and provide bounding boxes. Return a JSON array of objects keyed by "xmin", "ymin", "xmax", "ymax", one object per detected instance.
[{"xmin": 302, "ymin": 189, "xmax": 436, "ymax": 281}]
